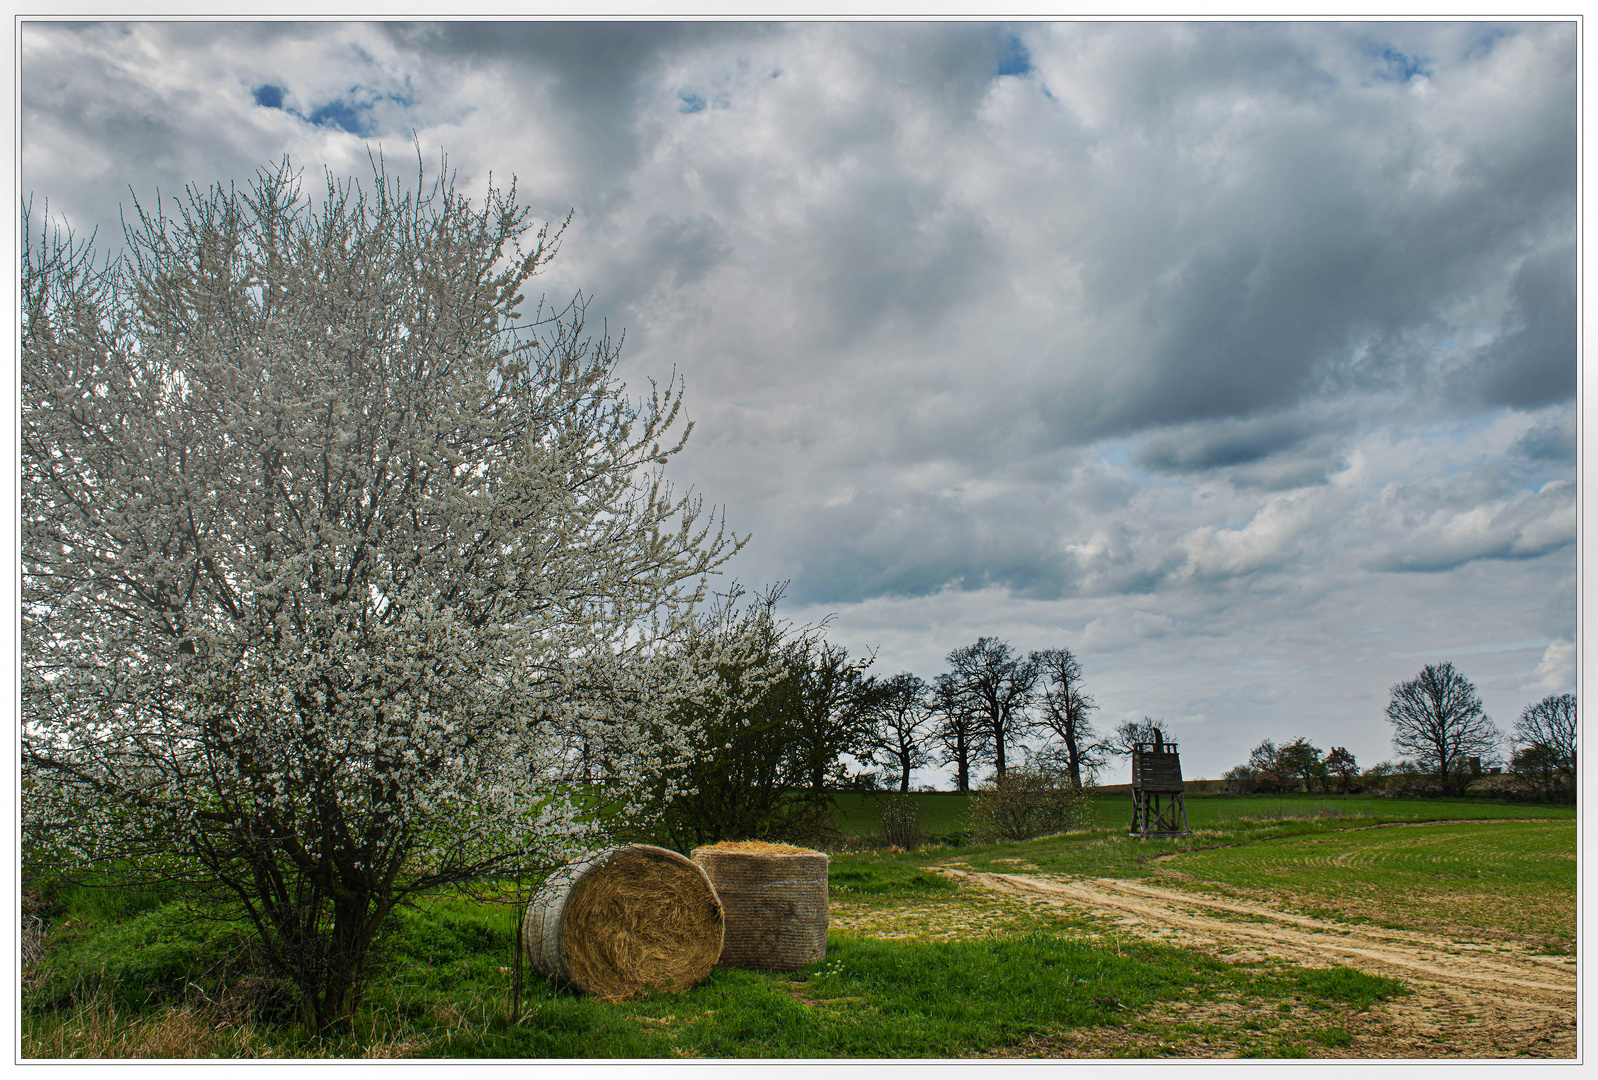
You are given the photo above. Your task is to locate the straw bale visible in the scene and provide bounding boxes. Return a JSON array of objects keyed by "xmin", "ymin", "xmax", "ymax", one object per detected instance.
[
  {"xmin": 691, "ymin": 844, "xmax": 829, "ymax": 971},
  {"xmin": 694, "ymin": 840, "xmax": 817, "ymax": 854},
  {"xmin": 524, "ymin": 844, "xmax": 723, "ymax": 1000}
]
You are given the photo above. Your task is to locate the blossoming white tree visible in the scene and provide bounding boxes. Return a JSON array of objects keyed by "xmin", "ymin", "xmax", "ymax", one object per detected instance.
[{"xmin": 20, "ymin": 155, "xmax": 741, "ymax": 1029}]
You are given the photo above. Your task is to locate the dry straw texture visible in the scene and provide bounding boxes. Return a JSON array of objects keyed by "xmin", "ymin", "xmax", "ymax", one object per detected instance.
[
  {"xmin": 691, "ymin": 844, "xmax": 829, "ymax": 971},
  {"xmin": 524, "ymin": 845, "xmax": 724, "ymax": 1001},
  {"xmin": 694, "ymin": 840, "xmax": 816, "ymax": 854}
]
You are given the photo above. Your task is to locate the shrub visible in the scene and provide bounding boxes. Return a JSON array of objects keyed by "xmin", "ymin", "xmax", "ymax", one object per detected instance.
[
  {"xmin": 877, "ymin": 795, "xmax": 928, "ymax": 849},
  {"xmin": 965, "ymin": 766, "xmax": 1090, "ymax": 843}
]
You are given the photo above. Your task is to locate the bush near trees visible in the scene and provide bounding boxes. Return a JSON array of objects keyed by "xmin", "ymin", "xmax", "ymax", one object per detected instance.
[
  {"xmin": 876, "ymin": 794, "xmax": 929, "ymax": 849},
  {"xmin": 19, "ymin": 156, "xmax": 742, "ymax": 1030},
  {"xmin": 965, "ymin": 763, "xmax": 1090, "ymax": 843},
  {"xmin": 1357, "ymin": 760, "xmax": 1432, "ymax": 797}
]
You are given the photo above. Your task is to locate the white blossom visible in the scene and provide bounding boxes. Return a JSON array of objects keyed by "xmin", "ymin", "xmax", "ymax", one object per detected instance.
[{"xmin": 20, "ymin": 155, "xmax": 743, "ymax": 1028}]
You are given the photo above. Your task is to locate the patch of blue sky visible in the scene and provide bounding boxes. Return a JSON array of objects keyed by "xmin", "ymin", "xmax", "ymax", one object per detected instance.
[
  {"xmin": 1089, "ymin": 438, "xmax": 1152, "ymax": 485},
  {"xmin": 251, "ymin": 83, "xmax": 413, "ymax": 136},
  {"xmin": 1088, "ymin": 437, "xmax": 1189, "ymax": 491},
  {"xmin": 994, "ymin": 31, "xmax": 1032, "ymax": 78},
  {"xmin": 307, "ymin": 99, "xmax": 370, "ymax": 136},
  {"xmin": 1370, "ymin": 43, "xmax": 1431, "ymax": 82},
  {"xmin": 678, "ymin": 91, "xmax": 706, "ymax": 114}
]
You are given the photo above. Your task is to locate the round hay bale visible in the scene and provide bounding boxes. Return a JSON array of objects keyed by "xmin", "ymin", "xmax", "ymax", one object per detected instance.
[
  {"xmin": 523, "ymin": 844, "xmax": 723, "ymax": 1000},
  {"xmin": 691, "ymin": 842, "xmax": 829, "ymax": 971}
]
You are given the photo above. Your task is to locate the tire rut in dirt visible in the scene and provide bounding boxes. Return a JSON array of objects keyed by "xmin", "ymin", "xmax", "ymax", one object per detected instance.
[{"xmin": 944, "ymin": 869, "xmax": 1575, "ymax": 1057}]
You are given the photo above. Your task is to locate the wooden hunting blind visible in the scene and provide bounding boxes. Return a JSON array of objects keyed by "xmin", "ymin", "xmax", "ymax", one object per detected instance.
[{"xmin": 1129, "ymin": 733, "xmax": 1191, "ymax": 839}]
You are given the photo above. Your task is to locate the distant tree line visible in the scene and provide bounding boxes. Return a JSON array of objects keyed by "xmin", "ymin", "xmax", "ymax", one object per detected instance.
[
  {"xmin": 643, "ymin": 612, "xmax": 1578, "ymax": 851},
  {"xmin": 1220, "ymin": 662, "xmax": 1574, "ymax": 804},
  {"xmin": 626, "ymin": 615, "xmax": 1138, "ymax": 844}
]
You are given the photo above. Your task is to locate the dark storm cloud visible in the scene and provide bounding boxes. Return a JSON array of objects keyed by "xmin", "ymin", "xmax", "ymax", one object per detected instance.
[
  {"xmin": 1455, "ymin": 244, "xmax": 1578, "ymax": 410},
  {"xmin": 1137, "ymin": 412, "xmax": 1340, "ymax": 478},
  {"xmin": 1512, "ymin": 408, "xmax": 1576, "ymax": 462},
  {"xmin": 781, "ymin": 486, "xmax": 1072, "ymax": 605},
  {"xmin": 378, "ymin": 22, "xmax": 775, "ymax": 215},
  {"xmin": 596, "ymin": 212, "xmax": 734, "ymax": 311},
  {"xmin": 801, "ymin": 181, "xmax": 995, "ymax": 349},
  {"xmin": 1018, "ymin": 22, "xmax": 1576, "ymax": 449}
]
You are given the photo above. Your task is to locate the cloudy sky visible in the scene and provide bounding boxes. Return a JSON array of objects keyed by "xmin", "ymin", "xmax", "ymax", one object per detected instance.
[{"xmin": 19, "ymin": 18, "xmax": 1578, "ymax": 785}]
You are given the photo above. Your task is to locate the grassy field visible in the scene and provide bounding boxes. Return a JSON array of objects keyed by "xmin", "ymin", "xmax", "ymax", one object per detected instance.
[
  {"xmin": 22, "ymin": 870, "xmax": 1402, "ymax": 1059},
  {"xmin": 21, "ymin": 791, "xmax": 1573, "ymax": 1059},
  {"xmin": 1164, "ymin": 820, "xmax": 1577, "ymax": 949},
  {"xmin": 830, "ymin": 789, "xmax": 1572, "ymax": 840}
]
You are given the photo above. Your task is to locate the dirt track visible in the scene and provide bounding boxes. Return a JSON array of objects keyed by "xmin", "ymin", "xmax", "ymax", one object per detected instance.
[{"xmin": 946, "ymin": 869, "xmax": 1577, "ymax": 1058}]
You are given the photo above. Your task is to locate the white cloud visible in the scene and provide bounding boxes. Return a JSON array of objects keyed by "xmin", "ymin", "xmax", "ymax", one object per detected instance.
[{"xmin": 1521, "ymin": 639, "xmax": 1575, "ymax": 696}]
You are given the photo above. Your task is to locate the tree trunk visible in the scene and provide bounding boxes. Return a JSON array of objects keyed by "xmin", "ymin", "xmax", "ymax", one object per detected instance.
[{"xmin": 296, "ymin": 896, "xmax": 389, "ymax": 1032}]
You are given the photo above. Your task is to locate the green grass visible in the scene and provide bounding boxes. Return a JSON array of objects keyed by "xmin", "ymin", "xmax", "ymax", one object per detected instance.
[
  {"xmin": 22, "ymin": 884, "xmax": 1403, "ymax": 1059},
  {"xmin": 836, "ymin": 794, "xmax": 1577, "ymax": 952},
  {"xmin": 827, "ymin": 790, "xmax": 1572, "ymax": 842},
  {"xmin": 1165, "ymin": 820, "xmax": 1577, "ymax": 947},
  {"xmin": 829, "ymin": 791, "xmax": 976, "ymax": 839},
  {"xmin": 26, "ymin": 791, "xmax": 1571, "ymax": 1058},
  {"xmin": 827, "ymin": 862, "xmax": 957, "ymax": 897}
]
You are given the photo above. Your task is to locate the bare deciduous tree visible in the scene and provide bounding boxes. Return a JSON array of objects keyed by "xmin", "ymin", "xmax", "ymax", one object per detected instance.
[
  {"xmin": 1512, "ymin": 693, "xmax": 1576, "ymax": 801},
  {"xmin": 940, "ymin": 637, "xmax": 1039, "ymax": 779},
  {"xmin": 1385, "ymin": 662, "xmax": 1499, "ymax": 796},
  {"xmin": 930, "ymin": 672, "xmax": 992, "ymax": 793},
  {"xmin": 20, "ymin": 155, "xmax": 741, "ymax": 1030},
  {"xmin": 1101, "ymin": 717, "xmax": 1172, "ymax": 760},
  {"xmin": 865, "ymin": 673, "xmax": 933, "ymax": 792},
  {"xmin": 1029, "ymin": 648, "xmax": 1103, "ymax": 789}
]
